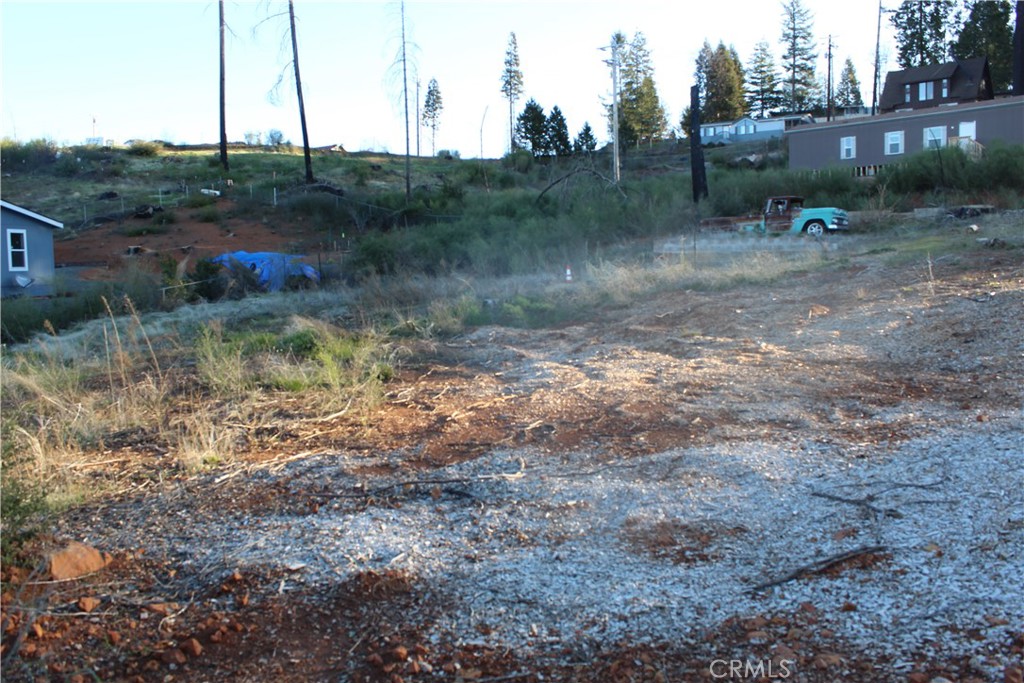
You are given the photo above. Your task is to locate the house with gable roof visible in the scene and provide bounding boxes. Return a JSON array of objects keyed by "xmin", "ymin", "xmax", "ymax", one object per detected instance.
[{"xmin": 1, "ymin": 200, "xmax": 65, "ymax": 297}]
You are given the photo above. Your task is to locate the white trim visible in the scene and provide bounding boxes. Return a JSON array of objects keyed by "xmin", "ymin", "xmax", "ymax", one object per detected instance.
[
  {"xmin": 7, "ymin": 228, "xmax": 29, "ymax": 272},
  {"xmin": 840, "ymin": 135, "xmax": 857, "ymax": 159},
  {"xmin": 0, "ymin": 200, "xmax": 64, "ymax": 229},
  {"xmin": 885, "ymin": 130, "xmax": 905, "ymax": 155}
]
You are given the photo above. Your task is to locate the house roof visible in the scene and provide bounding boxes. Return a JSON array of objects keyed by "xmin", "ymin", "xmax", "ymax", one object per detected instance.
[
  {"xmin": 0, "ymin": 200, "xmax": 64, "ymax": 229},
  {"xmin": 880, "ymin": 57, "xmax": 990, "ymax": 110},
  {"xmin": 785, "ymin": 94, "xmax": 1024, "ymax": 135}
]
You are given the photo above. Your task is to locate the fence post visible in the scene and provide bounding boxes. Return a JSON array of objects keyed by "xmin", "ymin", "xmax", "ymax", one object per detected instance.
[{"xmin": 273, "ymin": 187, "xmax": 277, "ymax": 207}]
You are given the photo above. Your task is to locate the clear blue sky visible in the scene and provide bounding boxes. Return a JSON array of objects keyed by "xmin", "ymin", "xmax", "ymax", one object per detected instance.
[{"xmin": 1, "ymin": 0, "xmax": 896, "ymax": 159}]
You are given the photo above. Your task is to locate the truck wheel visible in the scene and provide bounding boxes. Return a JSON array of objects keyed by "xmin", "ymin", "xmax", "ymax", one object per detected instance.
[{"xmin": 804, "ymin": 220, "xmax": 826, "ymax": 237}]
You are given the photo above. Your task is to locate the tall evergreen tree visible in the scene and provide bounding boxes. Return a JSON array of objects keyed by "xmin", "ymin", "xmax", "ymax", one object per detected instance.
[
  {"xmin": 421, "ymin": 78, "xmax": 443, "ymax": 156},
  {"xmin": 952, "ymin": 0, "xmax": 1014, "ymax": 91},
  {"xmin": 890, "ymin": 0, "xmax": 957, "ymax": 68},
  {"xmin": 834, "ymin": 57, "xmax": 864, "ymax": 108},
  {"xmin": 546, "ymin": 106, "xmax": 572, "ymax": 157},
  {"xmin": 704, "ymin": 42, "xmax": 746, "ymax": 122},
  {"xmin": 779, "ymin": 0, "xmax": 818, "ymax": 113},
  {"xmin": 694, "ymin": 40, "xmax": 714, "ymax": 107},
  {"xmin": 515, "ymin": 99, "xmax": 548, "ymax": 156},
  {"xmin": 573, "ymin": 122, "xmax": 597, "ymax": 155},
  {"xmin": 746, "ymin": 40, "xmax": 783, "ymax": 117},
  {"xmin": 617, "ymin": 32, "xmax": 667, "ymax": 148},
  {"xmin": 500, "ymin": 33, "xmax": 524, "ymax": 153}
]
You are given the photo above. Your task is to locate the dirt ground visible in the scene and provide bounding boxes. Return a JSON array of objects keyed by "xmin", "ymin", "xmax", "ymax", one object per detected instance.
[
  {"xmin": 52, "ymin": 198, "xmax": 328, "ymax": 282},
  {"xmin": 4, "ymin": 219, "xmax": 1023, "ymax": 683}
]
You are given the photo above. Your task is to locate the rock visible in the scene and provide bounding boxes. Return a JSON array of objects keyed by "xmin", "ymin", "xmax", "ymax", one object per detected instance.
[
  {"xmin": 1005, "ymin": 665, "xmax": 1023, "ymax": 683},
  {"xmin": 181, "ymin": 638, "xmax": 203, "ymax": 658},
  {"xmin": 47, "ymin": 542, "xmax": 112, "ymax": 580},
  {"xmin": 77, "ymin": 596, "xmax": 102, "ymax": 613},
  {"xmin": 160, "ymin": 648, "xmax": 187, "ymax": 665}
]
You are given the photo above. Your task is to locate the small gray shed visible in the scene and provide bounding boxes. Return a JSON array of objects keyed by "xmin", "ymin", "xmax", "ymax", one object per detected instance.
[{"xmin": 1, "ymin": 199, "xmax": 64, "ymax": 297}]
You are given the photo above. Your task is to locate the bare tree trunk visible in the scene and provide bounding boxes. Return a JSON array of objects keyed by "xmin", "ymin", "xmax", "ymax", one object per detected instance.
[
  {"xmin": 289, "ymin": 0, "xmax": 314, "ymax": 184},
  {"xmin": 219, "ymin": 0, "xmax": 229, "ymax": 172},
  {"xmin": 401, "ymin": 1, "xmax": 411, "ymax": 202}
]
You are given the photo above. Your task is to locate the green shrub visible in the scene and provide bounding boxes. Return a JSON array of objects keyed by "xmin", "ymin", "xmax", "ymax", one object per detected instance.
[
  {"xmin": 0, "ymin": 137, "xmax": 58, "ymax": 170},
  {"xmin": 0, "ymin": 421, "xmax": 46, "ymax": 564},
  {"xmin": 196, "ymin": 206, "xmax": 220, "ymax": 223},
  {"xmin": 184, "ymin": 193, "xmax": 216, "ymax": 209},
  {"xmin": 128, "ymin": 140, "xmax": 161, "ymax": 156}
]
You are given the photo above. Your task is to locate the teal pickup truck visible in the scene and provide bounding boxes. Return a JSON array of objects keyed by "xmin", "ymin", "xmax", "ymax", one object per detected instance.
[{"xmin": 738, "ymin": 196, "xmax": 850, "ymax": 236}]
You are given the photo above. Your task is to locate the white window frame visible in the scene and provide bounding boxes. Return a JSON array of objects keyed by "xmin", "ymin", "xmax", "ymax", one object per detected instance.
[
  {"xmin": 840, "ymin": 136, "xmax": 857, "ymax": 160},
  {"xmin": 885, "ymin": 131, "xmax": 905, "ymax": 156},
  {"xmin": 923, "ymin": 126, "xmax": 947, "ymax": 150},
  {"xmin": 919, "ymin": 81, "xmax": 935, "ymax": 101},
  {"xmin": 7, "ymin": 229, "xmax": 28, "ymax": 271},
  {"xmin": 941, "ymin": 79, "xmax": 949, "ymax": 98}
]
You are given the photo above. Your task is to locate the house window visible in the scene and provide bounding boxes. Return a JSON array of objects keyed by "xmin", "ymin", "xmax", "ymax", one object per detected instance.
[
  {"xmin": 923, "ymin": 126, "xmax": 947, "ymax": 149},
  {"xmin": 904, "ymin": 84, "xmax": 911, "ymax": 103},
  {"xmin": 885, "ymin": 131, "xmax": 905, "ymax": 156},
  {"xmin": 7, "ymin": 229, "xmax": 28, "ymax": 271},
  {"xmin": 840, "ymin": 136, "xmax": 857, "ymax": 159},
  {"xmin": 919, "ymin": 81, "xmax": 935, "ymax": 101},
  {"xmin": 941, "ymin": 78, "xmax": 949, "ymax": 98}
]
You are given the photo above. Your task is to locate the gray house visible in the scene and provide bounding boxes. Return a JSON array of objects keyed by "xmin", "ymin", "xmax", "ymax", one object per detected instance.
[
  {"xmin": 1, "ymin": 200, "xmax": 64, "ymax": 297},
  {"xmin": 787, "ymin": 95, "xmax": 1024, "ymax": 175}
]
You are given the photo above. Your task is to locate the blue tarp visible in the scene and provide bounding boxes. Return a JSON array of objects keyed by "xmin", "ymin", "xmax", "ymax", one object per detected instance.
[{"xmin": 211, "ymin": 251, "xmax": 320, "ymax": 291}]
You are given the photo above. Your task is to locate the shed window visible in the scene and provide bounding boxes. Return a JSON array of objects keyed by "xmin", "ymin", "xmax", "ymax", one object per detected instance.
[
  {"xmin": 923, "ymin": 126, "xmax": 947, "ymax": 150},
  {"xmin": 7, "ymin": 229, "xmax": 28, "ymax": 271},
  {"xmin": 840, "ymin": 136, "xmax": 856, "ymax": 159},
  {"xmin": 919, "ymin": 81, "xmax": 935, "ymax": 101},
  {"xmin": 885, "ymin": 131, "xmax": 904, "ymax": 156},
  {"xmin": 904, "ymin": 84, "xmax": 911, "ymax": 103},
  {"xmin": 941, "ymin": 78, "xmax": 949, "ymax": 98}
]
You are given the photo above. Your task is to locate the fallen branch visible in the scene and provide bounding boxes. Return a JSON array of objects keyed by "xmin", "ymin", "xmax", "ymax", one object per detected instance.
[
  {"xmin": 810, "ymin": 490, "xmax": 904, "ymax": 519},
  {"xmin": 313, "ymin": 458, "xmax": 527, "ymax": 500},
  {"xmin": 536, "ymin": 166, "xmax": 626, "ymax": 204},
  {"xmin": 749, "ymin": 544, "xmax": 886, "ymax": 593}
]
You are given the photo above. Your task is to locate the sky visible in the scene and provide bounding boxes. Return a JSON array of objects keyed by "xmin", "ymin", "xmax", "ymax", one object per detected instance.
[{"xmin": 1, "ymin": 0, "xmax": 899, "ymax": 159}]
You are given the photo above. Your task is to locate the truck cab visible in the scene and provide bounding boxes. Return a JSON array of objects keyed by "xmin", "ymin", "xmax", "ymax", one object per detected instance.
[{"xmin": 754, "ymin": 195, "xmax": 849, "ymax": 236}]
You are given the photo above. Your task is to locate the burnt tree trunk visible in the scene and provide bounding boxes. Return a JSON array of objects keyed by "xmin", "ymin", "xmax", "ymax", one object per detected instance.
[{"xmin": 289, "ymin": 0, "xmax": 314, "ymax": 184}]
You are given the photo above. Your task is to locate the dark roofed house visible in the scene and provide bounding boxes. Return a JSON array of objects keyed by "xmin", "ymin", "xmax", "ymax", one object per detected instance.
[
  {"xmin": 880, "ymin": 57, "xmax": 993, "ymax": 113},
  {"xmin": 1, "ymin": 200, "xmax": 64, "ymax": 297}
]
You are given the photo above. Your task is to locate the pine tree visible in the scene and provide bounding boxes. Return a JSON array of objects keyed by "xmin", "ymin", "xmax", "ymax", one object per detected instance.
[
  {"xmin": 501, "ymin": 33, "xmax": 524, "ymax": 153},
  {"xmin": 704, "ymin": 42, "xmax": 746, "ymax": 123},
  {"xmin": 890, "ymin": 0, "xmax": 957, "ymax": 68},
  {"xmin": 779, "ymin": 0, "xmax": 818, "ymax": 113},
  {"xmin": 834, "ymin": 57, "xmax": 864, "ymax": 109},
  {"xmin": 573, "ymin": 122, "xmax": 597, "ymax": 155},
  {"xmin": 545, "ymin": 106, "xmax": 572, "ymax": 157},
  {"xmin": 617, "ymin": 32, "xmax": 667, "ymax": 148},
  {"xmin": 515, "ymin": 99, "xmax": 548, "ymax": 157},
  {"xmin": 952, "ymin": 0, "xmax": 1014, "ymax": 91},
  {"xmin": 421, "ymin": 78, "xmax": 443, "ymax": 156},
  {"xmin": 694, "ymin": 40, "xmax": 714, "ymax": 107},
  {"xmin": 746, "ymin": 40, "xmax": 783, "ymax": 117}
]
